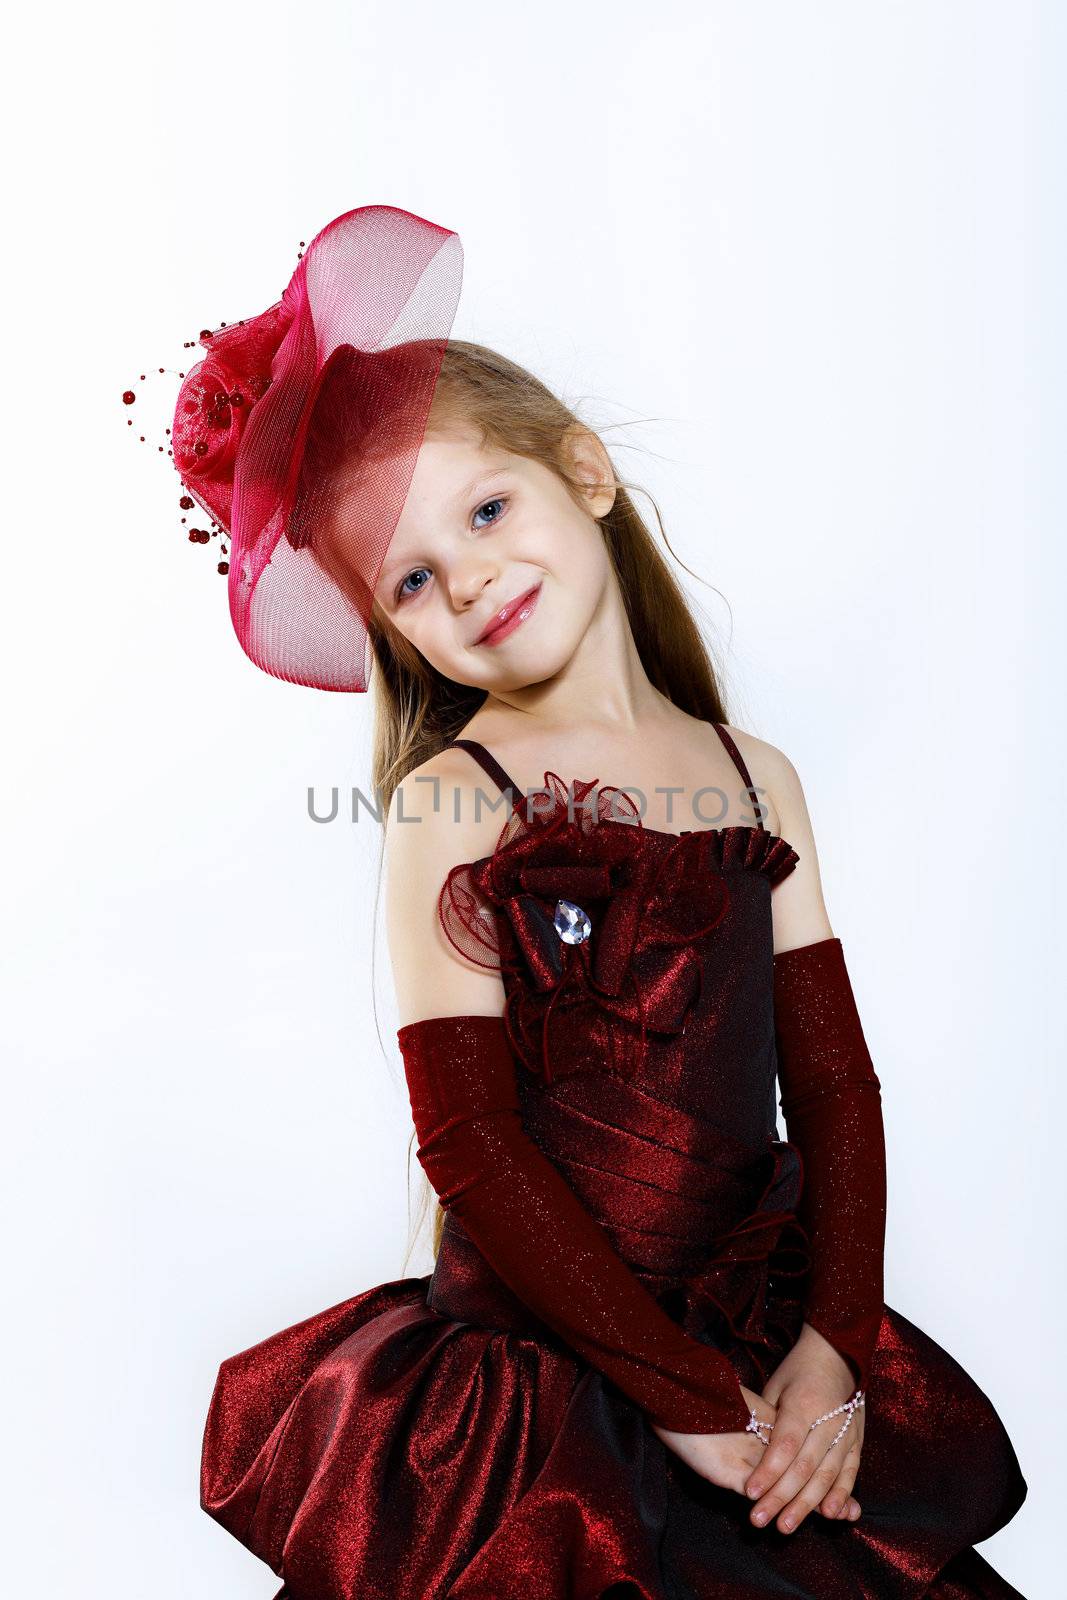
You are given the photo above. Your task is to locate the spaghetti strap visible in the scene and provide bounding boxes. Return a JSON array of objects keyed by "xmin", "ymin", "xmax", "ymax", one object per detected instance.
[
  {"xmin": 446, "ymin": 725, "xmax": 764, "ymax": 828},
  {"xmin": 709, "ymin": 722, "xmax": 766, "ymax": 831},
  {"xmin": 444, "ymin": 737, "xmax": 521, "ymax": 803}
]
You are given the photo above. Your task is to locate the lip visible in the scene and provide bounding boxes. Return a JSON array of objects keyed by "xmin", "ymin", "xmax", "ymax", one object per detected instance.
[{"xmin": 475, "ymin": 582, "xmax": 542, "ymax": 646}]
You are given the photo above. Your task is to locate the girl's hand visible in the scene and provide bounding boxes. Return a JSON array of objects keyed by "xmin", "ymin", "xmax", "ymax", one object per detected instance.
[
  {"xmin": 650, "ymin": 1384, "xmax": 777, "ymax": 1494},
  {"xmin": 742, "ymin": 1322, "xmax": 865, "ymax": 1533}
]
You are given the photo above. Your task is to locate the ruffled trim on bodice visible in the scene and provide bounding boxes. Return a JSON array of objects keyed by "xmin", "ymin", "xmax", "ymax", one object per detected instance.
[
  {"xmin": 696, "ymin": 822, "xmax": 800, "ymax": 887},
  {"xmin": 436, "ymin": 770, "xmax": 799, "ymax": 1086}
]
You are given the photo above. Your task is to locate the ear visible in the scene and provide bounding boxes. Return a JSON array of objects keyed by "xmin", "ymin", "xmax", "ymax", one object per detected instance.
[{"xmin": 563, "ymin": 425, "xmax": 617, "ymax": 520}]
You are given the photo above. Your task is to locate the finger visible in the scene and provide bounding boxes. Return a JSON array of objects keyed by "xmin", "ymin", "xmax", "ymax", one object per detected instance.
[
  {"xmin": 747, "ymin": 1401, "xmax": 864, "ymax": 1524},
  {"xmin": 749, "ymin": 1433, "xmax": 833, "ymax": 1527},
  {"xmin": 774, "ymin": 1457, "xmax": 842, "ymax": 1533},
  {"xmin": 743, "ymin": 1413, "xmax": 807, "ymax": 1503},
  {"xmin": 753, "ymin": 1424, "xmax": 860, "ymax": 1530},
  {"xmin": 818, "ymin": 1443, "xmax": 862, "ymax": 1519},
  {"xmin": 821, "ymin": 1487, "xmax": 859, "ymax": 1520},
  {"xmin": 788, "ymin": 1443, "xmax": 865, "ymax": 1532}
]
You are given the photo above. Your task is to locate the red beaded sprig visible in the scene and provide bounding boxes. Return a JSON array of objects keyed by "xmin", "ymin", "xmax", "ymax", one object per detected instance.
[{"xmin": 122, "ymin": 238, "xmax": 307, "ymax": 576}]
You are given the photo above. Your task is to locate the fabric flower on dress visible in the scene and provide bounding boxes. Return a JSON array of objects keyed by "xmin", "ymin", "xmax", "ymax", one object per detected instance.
[{"xmin": 438, "ymin": 771, "xmax": 732, "ymax": 1085}]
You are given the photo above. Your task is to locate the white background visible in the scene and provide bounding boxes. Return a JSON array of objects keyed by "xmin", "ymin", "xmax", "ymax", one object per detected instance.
[{"xmin": 3, "ymin": 2, "xmax": 1061, "ymax": 1595}]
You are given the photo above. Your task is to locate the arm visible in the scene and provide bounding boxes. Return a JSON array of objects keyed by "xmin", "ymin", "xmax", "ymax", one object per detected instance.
[
  {"xmin": 386, "ymin": 754, "xmax": 754, "ymax": 1434},
  {"xmin": 398, "ymin": 1011, "xmax": 753, "ymax": 1432},
  {"xmin": 773, "ymin": 938, "xmax": 886, "ymax": 1392},
  {"xmin": 750, "ymin": 734, "xmax": 886, "ymax": 1392}
]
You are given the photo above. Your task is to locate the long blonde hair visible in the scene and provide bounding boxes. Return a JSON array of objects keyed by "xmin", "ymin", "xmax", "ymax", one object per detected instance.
[{"xmin": 361, "ymin": 339, "xmax": 733, "ymax": 1271}]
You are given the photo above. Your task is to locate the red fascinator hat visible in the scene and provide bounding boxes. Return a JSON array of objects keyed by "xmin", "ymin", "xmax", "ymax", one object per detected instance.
[{"xmin": 171, "ymin": 205, "xmax": 463, "ymax": 691}]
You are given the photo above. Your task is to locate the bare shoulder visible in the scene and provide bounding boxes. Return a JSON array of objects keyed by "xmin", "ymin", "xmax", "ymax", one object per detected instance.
[
  {"xmin": 384, "ymin": 748, "xmax": 511, "ymax": 1028},
  {"xmin": 384, "ymin": 745, "xmax": 512, "ymax": 875},
  {"xmin": 719, "ymin": 723, "xmax": 835, "ymax": 951},
  {"xmin": 717, "ymin": 723, "xmax": 798, "ymax": 835}
]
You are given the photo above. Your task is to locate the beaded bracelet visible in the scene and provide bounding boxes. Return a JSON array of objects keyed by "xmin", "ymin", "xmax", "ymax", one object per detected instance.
[
  {"xmin": 746, "ymin": 1410, "xmax": 773, "ymax": 1445},
  {"xmin": 809, "ymin": 1388, "xmax": 865, "ymax": 1448},
  {"xmin": 746, "ymin": 1388, "xmax": 865, "ymax": 1449}
]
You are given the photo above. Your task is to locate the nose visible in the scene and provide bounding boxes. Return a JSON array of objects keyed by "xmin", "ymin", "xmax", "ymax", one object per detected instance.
[{"xmin": 447, "ymin": 552, "xmax": 500, "ymax": 609}]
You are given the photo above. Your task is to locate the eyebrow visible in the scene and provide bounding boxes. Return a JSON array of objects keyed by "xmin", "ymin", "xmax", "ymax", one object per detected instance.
[
  {"xmin": 450, "ymin": 464, "xmax": 512, "ymax": 509},
  {"xmin": 379, "ymin": 466, "xmax": 513, "ymax": 586}
]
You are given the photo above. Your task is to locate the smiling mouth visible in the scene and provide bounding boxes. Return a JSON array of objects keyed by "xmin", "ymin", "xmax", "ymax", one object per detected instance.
[{"xmin": 476, "ymin": 582, "xmax": 542, "ymax": 646}]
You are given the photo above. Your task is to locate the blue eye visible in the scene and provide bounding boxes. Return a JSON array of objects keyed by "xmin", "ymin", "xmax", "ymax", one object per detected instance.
[
  {"xmin": 393, "ymin": 497, "xmax": 509, "ymax": 604},
  {"xmin": 472, "ymin": 496, "xmax": 507, "ymax": 529},
  {"xmin": 395, "ymin": 568, "xmax": 431, "ymax": 602}
]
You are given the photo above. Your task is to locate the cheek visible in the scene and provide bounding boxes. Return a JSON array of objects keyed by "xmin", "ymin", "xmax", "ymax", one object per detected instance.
[
  {"xmin": 548, "ymin": 519, "xmax": 611, "ymax": 605},
  {"xmin": 400, "ymin": 609, "xmax": 445, "ymax": 658},
  {"xmin": 397, "ymin": 605, "xmax": 467, "ymax": 673},
  {"xmin": 531, "ymin": 507, "xmax": 607, "ymax": 583}
]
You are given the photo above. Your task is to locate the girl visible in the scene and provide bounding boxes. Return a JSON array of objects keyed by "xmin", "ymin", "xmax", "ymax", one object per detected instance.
[{"xmin": 175, "ymin": 208, "xmax": 1027, "ymax": 1599}]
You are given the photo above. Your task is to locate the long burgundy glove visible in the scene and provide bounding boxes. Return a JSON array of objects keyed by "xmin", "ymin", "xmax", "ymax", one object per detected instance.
[
  {"xmin": 397, "ymin": 1013, "xmax": 754, "ymax": 1435},
  {"xmin": 772, "ymin": 937, "xmax": 886, "ymax": 1392}
]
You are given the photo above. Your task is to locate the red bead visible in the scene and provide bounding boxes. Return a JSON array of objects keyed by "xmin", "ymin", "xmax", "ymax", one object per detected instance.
[
  {"xmin": 199, "ymin": 329, "xmax": 213, "ymax": 341},
  {"xmin": 122, "ymin": 389, "xmax": 136, "ymax": 405},
  {"xmin": 193, "ymin": 440, "xmax": 207, "ymax": 456},
  {"xmin": 188, "ymin": 530, "xmax": 199, "ymax": 543},
  {"xmin": 229, "ymin": 389, "xmax": 244, "ymax": 406},
  {"xmin": 217, "ymin": 560, "xmax": 229, "ymax": 575},
  {"xmin": 179, "ymin": 495, "xmax": 194, "ymax": 510}
]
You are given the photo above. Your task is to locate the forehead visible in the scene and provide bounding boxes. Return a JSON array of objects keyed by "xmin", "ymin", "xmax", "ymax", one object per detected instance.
[
  {"xmin": 412, "ymin": 424, "xmax": 513, "ymax": 489},
  {"xmin": 389, "ymin": 431, "xmax": 522, "ymax": 543}
]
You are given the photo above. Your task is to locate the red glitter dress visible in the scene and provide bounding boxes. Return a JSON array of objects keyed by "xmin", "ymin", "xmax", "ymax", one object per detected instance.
[{"xmin": 199, "ymin": 724, "xmax": 1028, "ymax": 1599}]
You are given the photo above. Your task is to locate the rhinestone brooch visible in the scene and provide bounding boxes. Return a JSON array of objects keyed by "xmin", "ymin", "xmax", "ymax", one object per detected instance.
[{"xmin": 554, "ymin": 898, "xmax": 591, "ymax": 944}]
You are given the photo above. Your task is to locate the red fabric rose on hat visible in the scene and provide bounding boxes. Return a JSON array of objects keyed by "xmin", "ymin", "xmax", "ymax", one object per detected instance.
[{"xmin": 172, "ymin": 299, "xmax": 294, "ymax": 533}]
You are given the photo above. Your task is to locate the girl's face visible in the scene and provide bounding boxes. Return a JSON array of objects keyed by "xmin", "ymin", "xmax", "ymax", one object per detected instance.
[{"xmin": 373, "ymin": 422, "xmax": 617, "ymax": 692}]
